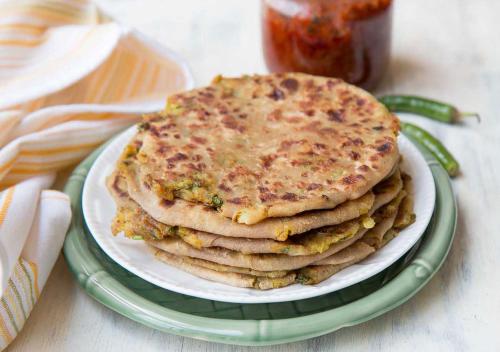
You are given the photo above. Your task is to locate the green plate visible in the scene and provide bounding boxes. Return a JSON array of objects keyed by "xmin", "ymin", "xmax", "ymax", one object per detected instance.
[{"xmin": 63, "ymin": 136, "xmax": 456, "ymax": 346}]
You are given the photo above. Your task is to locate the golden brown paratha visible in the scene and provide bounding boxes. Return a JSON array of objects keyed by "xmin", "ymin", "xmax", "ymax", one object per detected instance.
[
  {"xmin": 132, "ymin": 73, "xmax": 399, "ymax": 224},
  {"xmin": 154, "ymin": 250, "xmax": 296, "ymax": 289},
  {"xmin": 146, "ymin": 225, "xmax": 370, "ymax": 272},
  {"xmin": 153, "ymin": 253, "xmax": 289, "ymax": 278},
  {"xmin": 109, "ymin": 169, "xmax": 403, "ymax": 255},
  {"xmin": 109, "ymin": 149, "xmax": 403, "ymax": 241}
]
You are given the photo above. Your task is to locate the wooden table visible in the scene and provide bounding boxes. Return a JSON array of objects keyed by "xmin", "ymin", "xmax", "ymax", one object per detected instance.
[{"xmin": 8, "ymin": 0, "xmax": 499, "ymax": 350}]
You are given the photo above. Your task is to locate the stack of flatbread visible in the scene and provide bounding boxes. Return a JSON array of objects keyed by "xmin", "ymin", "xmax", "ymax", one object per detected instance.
[{"xmin": 107, "ymin": 73, "xmax": 416, "ymax": 290}]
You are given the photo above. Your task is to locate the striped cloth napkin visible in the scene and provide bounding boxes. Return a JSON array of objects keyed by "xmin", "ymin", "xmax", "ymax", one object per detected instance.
[{"xmin": 0, "ymin": 0, "xmax": 193, "ymax": 348}]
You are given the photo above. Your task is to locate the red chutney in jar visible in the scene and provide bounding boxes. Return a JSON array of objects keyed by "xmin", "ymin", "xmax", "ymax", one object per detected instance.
[{"xmin": 262, "ymin": 0, "xmax": 393, "ymax": 91}]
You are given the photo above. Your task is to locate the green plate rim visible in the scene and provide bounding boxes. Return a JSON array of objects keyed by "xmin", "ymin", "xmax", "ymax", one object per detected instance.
[{"xmin": 63, "ymin": 133, "xmax": 456, "ymax": 346}]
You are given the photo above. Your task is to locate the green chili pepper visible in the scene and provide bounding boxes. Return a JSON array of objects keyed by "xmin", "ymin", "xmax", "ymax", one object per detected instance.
[
  {"xmin": 379, "ymin": 95, "xmax": 480, "ymax": 124},
  {"xmin": 400, "ymin": 122, "xmax": 460, "ymax": 177}
]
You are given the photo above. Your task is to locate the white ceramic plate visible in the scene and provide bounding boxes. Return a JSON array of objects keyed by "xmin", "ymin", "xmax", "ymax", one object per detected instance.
[{"xmin": 82, "ymin": 126, "xmax": 435, "ymax": 304}]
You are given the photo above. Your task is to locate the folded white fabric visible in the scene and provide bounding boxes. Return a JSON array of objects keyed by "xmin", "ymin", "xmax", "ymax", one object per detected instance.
[
  {"xmin": 0, "ymin": 178, "xmax": 71, "ymax": 346},
  {"xmin": 0, "ymin": 0, "xmax": 193, "ymax": 348}
]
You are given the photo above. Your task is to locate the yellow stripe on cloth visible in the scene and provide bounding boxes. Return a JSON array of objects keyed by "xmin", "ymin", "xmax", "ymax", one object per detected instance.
[
  {"xmin": 0, "ymin": 259, "xmax": 41, "ymax": 348},
  {"xmin": 0, "ymin": 291, "xmax": 19, "ymax": 334},
  {"xmin": 14, "ymin": 264, "xmax": 35, "ymax": 312},
  {"xmin": 8, "ymin": 279, "xmax": 27, "ymax": 321},
  {"xmin": 27, "ymin": 261, "xmax": 40, "ymax": 299},
  {"xmin": 0, "ymin": 313, "xmax": 14, "ymax": 347}
]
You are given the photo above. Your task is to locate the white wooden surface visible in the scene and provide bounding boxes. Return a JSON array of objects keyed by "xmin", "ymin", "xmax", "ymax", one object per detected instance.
[{"xmin": 8, "ymin": 0, "xmax": 500, "ymax": 351}]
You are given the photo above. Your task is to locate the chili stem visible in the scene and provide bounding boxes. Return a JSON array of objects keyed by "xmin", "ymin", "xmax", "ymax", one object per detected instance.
[{"xmin": 459, "ymin": 112, "xmax": 481, "ymax": 123}]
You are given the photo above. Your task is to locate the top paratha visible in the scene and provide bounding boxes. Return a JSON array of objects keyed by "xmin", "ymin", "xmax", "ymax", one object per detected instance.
[{"xmin": 134, "ymin": 73, "xmax": 400, "ymax": 224}]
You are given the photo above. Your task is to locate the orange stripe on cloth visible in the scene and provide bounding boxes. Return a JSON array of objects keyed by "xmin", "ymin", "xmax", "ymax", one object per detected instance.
[
  {"xmin": 125, "ymin": 60, "xmax": 148, "ymax": 99},
  {"xmin": 0, "ymin": 63, "xmax": 24, "ymax": 69},
  {"xmin": 0, "ymin": 187, "xmax": 15, "ymax": 227},
  {"xmin": 0, "ymin": 141, "xmax": 99, "ymax": 178},
  {"xmin": 0, "ymin": 7, "xmax": 77, "ymax": 25},
  {"xmin": 0, "ymin": 23, "xmax": 47, "ymax": 35},
  {"xmin": 146, "ymin": 65, "xmax": 162, "ymax": 93},
  {"xmin": 85, "ymin": 56, "xmax": 120, "ymax": 103},
  {"xmin": 36, "ymin": 112, "xmax": 119, "ymax": 131},
  {"xmin": 12, "ymin": 98, "xmax": 46, "ymax": 115},
  {"xmin": 20, "ymin": 141, "xmax": 101, "ymax": 157},
  {"xmin": 0, "ymin": 182, "xmax": 15, "ymax": 193},
  {"xmin": 0, "ymin": 38, "xmax": 46, "ymax": 47},
  {"xmin": 66, "ymin": 0, "xmax": 93, "ymax": 5},
  {"xmin": 101, "ymin": 51, "xmax": 138, "ymax": 103},
  {"xmin": 0, "ymin": 158, "xmax": 16, "ymax": 174},
  {"xmin": 0, "ymin": 1, "xmax": 87, "ymax": 22},
  {"xmin": 10, "ymin": 159, "xmax": 80, "ymax": 175}
]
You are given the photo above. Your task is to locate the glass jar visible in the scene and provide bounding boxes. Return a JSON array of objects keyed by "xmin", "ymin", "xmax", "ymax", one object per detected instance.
[{"xmin": 261, "ymin": 0, "xmax": 393, "ymax": 91}]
